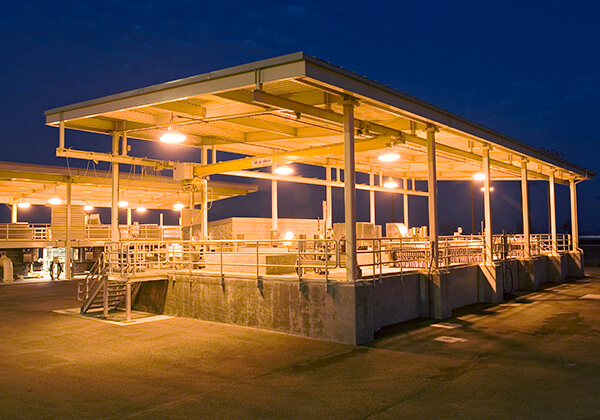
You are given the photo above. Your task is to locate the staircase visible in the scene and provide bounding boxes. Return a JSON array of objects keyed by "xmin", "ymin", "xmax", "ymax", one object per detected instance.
[{"xmin": 78, "ymin": 254, "xmax": 136, "ymax": 314}]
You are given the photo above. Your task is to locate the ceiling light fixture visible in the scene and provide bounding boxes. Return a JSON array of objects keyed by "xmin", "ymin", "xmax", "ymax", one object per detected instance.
[
  {"xmin": 160, "ymin": 113, "xmax": 186, "ymax": 144},
  {"xmin": 480, "ymin": 187, "xmax": 494, "ymax": 192},
  {"xmin": 17, "ymin": 202, "xmax": 30, "ymax": 209},
  {"xmin": 136, "ymin": 206, "xmax": 147, "ymax": 213},
  {"xmin": 473, "ymin": 172, "xmax": 485, "ymax": 181},
  {"xmin": 273, "ymin": 164, "xmax": 293, "ymax": 176},
  {"xmin": 378, "ymin": 151, "xmax": 400, "ymax": 162},
  {"xmin": 83, "ymin": 203, "xmax": 94, "ymax": 211},
  {"xmin": 48, "ymin": 196, "xmax": 62, "ymax": 205},
  {"xmin": 383, "ymin": 177, "xmax": 399, "ymax": 189},
  {"xmin": 173, "ymin": 201, "xmax": 185, "ymax": 211}
]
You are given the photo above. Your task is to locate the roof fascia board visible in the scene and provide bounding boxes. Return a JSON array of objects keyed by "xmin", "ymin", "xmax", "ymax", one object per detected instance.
[
  {"xmin": 45, "ymin": 53, "xmax": 308, "ymax": 123},
  {"xmin": 302, "ymin": 57, "xmax": 593, "ymax": 179}
]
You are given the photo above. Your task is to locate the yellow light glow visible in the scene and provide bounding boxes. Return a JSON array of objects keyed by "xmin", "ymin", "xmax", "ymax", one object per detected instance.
[
  {"xmin": 173, "ymin": 201, "xmax": 185, "ymax": 211},
  {"xmin": 118, "ymin": 200, "xmax": 129, "ymax": 208},
  {"xmin": 83, "ymin": 204, "xmax": 94, "ymax": 211},
  {"xmin": 473, "ymin": 173, "xmax": 485, "ymax": 181},
  {"xmin": 284, "ymin": 231, "xmax": 294, "ymax": 240},
  {"xmin": 160, "ymin": 126, "xmax": 186, "ymax": 144},
  {"xmin": 48, "ymin": 196, "xmax": 62, "ymax": 205},
  {"xmin": 136, "ymin": 206, "xmax": 147, "ymax": 213},
  {"xmin": 17, "ymin": 202, "xmax": 30, "ymax": 209},
  {"xmin": 480, "ymin": 187, "xmax": 494, "ymax": 192},
  {"xmin": 399, "ymin": 223, "xmax": 409, "ymax": 236},
  {"xmin": 378, "ymin": 152, "xmax": 400, "ymax": 162},
  {"xmin": 383, "ymin": 177, "xmax": 398, "ymax": 188},
  {"xmin": 274, "ymin": 165, "xmax": 293, "ymax": 175}
]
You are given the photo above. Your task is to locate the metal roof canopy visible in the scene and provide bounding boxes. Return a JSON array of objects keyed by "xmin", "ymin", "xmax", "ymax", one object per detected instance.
[
  {"xmin": 0, "ymin": 161, "xmax": 257, "ymax": 208},
  {"xmin": 45, "ymin": 52, "xmax": 594, "ymax": 186}
]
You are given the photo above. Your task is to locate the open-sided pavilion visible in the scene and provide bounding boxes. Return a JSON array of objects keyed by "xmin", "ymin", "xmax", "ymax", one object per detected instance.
[{"xmin": 45, "ymin": 53, "xmax": 594, "ymax": 344}]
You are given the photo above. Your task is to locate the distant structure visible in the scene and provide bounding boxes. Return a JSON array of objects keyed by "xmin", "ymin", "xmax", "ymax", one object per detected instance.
[{"xmin": 38, "ymin": 53, "xmax": 593, "ymax": 344}]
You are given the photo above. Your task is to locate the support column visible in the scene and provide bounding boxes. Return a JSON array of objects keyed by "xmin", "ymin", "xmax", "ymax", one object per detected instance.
[
  {"xmin": 59, "ymin": 120, "xmax": 65, "ymax": 149},
  {"xmin": 343, "ymin": 100, "xmax": 358, "ymax": 282},
  {"xmin": 11, "ymin": 205, "xmax": 17, "ymax": 223},
  {"xmin": 427, "ymin": 125, "xmax": 449, "ymax": 319},
  {"xmin": 65, "ymin": 180, "xmax": 72, "ymax": 279},
  {"xmin": 483, "ymin": 146, "xmax": 493, "ymax": 262},
  {"xmin": 202, "ymin": 146, "xmax": 208, "ymax": 166},
  {"xmin": 111, "ymin": 132, "xmax": 120, "ymax": 241},
  {"xmin": 549, "ymin": 172, "xmax": 558, "ymax": 254},
  {"xmin": 521, "ymin": 160, "xmax": 531, "ymax": 257},
  {"xmin": 427, "ymin": 125, "xmax": 439, "ymax": 271},
  {"xmin": 271, "ymin": 167, "xmax": 278, "ymax": 232},
  {"xmin": 403, "ymin": 177, "xmax": 409, "ymax": 228},
  {"xmin": 326, "ymin": 165, "xmax": 332, "ymax": 230},
  {"xmin": 126, "ymin": 208, "xmax": 132, "ymax": 226},
  {"xmin": 570, "ymin": 179, "xmax": 579, "ymax": 250},
  {"xmin": 369, "ymin": 173, "xmax": 375, "ymax": 225},
  {"xmin": 202, "ymin": 179, "xmax": 209, "ymax": 239},
  {"xmin": 212, "ymin": 144, "xmax": 217, "ymax": 163}
]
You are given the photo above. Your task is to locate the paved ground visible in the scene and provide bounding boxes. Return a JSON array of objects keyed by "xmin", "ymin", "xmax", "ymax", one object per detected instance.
[{"xmin": 2, "ymin": 270, "xmax": 600, "ymax": 419}]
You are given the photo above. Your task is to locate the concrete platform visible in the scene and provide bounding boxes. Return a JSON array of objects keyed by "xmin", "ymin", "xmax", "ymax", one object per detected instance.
[{"xmin": 1, "ymin": 269, "xmax": 600, "ymax": 418}]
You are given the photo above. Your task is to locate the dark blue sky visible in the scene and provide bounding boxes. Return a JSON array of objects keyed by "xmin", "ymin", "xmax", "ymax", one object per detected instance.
[{"xmin": 0, "ymin": 1, "xmax": 598, "ymax": 232}]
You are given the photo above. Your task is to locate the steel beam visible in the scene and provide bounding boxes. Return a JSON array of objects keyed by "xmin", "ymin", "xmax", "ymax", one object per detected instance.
[
  {"xmin": 521, "ymin": 160, "xmax": 531, "ymax": 257},
  {"xmin": 483, "ymin": 147, "xmax": 493, "ymax": 263},
  {"xmin": 549, "ymin": 172, "xmax": 558, "ymax": 254},
  {"xmin": 343, "ymin": 101, "xmax": 358, "ymax": 282},
  {"xmin": 65, "ymin": 180, "xmax": 72, "ymax": 279},
  {"xmin": 427, "ymin": 126, "xmax": 439, "ymax": 271},
  {"xmin": 570, "ymin": 179, "xmax": 579, "ymax": 250}
]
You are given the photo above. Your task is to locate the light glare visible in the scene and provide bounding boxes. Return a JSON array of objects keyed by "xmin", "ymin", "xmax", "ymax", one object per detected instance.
[
  {"xmin": 160, "ymin": 127, "xmax": 186, "ymax": 143},
  {"xmin": 48, "ymin": 197, "xmax": 62, "ymax": 205},
  {"xmin": 383, "ymin": 177, "xmax": 399, "ymax": 188},
  {"xmin": 378, "ymin": 152, "xmax": 400, "ymax": 162},
  {"xmin": 274, "ymin": 165, "xmax": 293, "ymax": 175},
  {"xmin": 17, "ymin": 202, "xmax": 30, "ymax": 209},
  {"xmin": 473, "ymin": 173, "xmax": 485, "ymax": 181}
]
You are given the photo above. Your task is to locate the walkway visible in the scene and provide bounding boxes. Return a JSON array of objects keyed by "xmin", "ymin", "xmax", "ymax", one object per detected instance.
[{"xmin": 1, "ymin": 270, "xmax": 600, "ymax": 418}]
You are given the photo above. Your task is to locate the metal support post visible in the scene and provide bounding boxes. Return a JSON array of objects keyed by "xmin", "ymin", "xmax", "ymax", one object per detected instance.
[
  {"xmin": 403, "ymin": 177, "xmax": 409, "ymax": 228},
  {"xmin": 103, "ymin": 278, "xmax": 108, "ymax": 318},
  {"xmin": 271, "ymin": 166, "xmax": 278, "ymax": 231},
  {"xmin": 326, "ymin": 165, "xmax": 332, "ymax": 230},
  {"xmin": 202, "ymin": 146, "xmax": 208, "ymax": 165},
  {"xmin": 111, "ymin": 132, "xmax": 120, "ymax": 241},
  {"xmin": 11, "ymin": 204, "xmax": 17, "ymax": 223},
  {"xmin": 126, "ymin": 208, "xmax": 132, "ymax": 226},
  {"xmin": 521, "ymin": 160, "xmax": 531, "ymax": 257},
  {"xmin": 202, "ymin": 178, "xmax": 208, "ymax": 239},
  {"xmin": 427, "ymin": 125, "xmax": 439, "ymax": 271},
  {"xmin": 65, "ymin": 180, "xmax": 72, "ymax": 279},
  {"xmin": 59, "ymin": 120, "xmax": 65, "ymax": 149},
  {"xmin": 483, "ymin": 147, "xmax": 493, "ymax": 262},
  {"xmin": 125, "ymin": 282, "xmax": 131, "ymax": 322},
  {"xmin": 549, "ymin": 172, "xmax": 558, "ymax": 254},
  {"xmin": 570, "ymin": 179, "xmax": 579, "ymax": 250},
  {"xmin": 369, "ymin": 173, "xmax": 375, "ymax": 225},
  {"xmin": 343, "ymin": 100, "xmax": 358, "ymax": 282},
  {"xmin": 121, "ymin": 130, "xmax": 128, "ymax": 156},
  {"xmin": 212, "ymin": 144, "xmax": 217, "ymax": 163}
]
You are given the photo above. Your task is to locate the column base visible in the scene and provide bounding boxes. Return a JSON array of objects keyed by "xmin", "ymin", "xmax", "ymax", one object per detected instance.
[{"xmin": 478, "ymin": 262, "xmax": 503, "ymax": 303}]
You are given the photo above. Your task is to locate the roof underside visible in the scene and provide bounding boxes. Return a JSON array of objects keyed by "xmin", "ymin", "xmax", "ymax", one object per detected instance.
[
  {"xmin": 0, "ymin": 162, "xmax": 257, "ymax": 208},
  {"xmin": 45, "ymin": 52, "xmax": 594, "ymax": 184}
]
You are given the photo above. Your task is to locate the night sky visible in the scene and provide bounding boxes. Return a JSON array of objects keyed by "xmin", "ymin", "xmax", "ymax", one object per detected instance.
[{"xmin": 1, "ymin": 1, "xmax": 598, "ymax": 233}]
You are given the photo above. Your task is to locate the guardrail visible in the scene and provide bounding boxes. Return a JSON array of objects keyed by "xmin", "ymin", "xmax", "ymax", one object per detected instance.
[{"xmin": 103, "ymin": 233, "xmax": 573, "ymax": 281}]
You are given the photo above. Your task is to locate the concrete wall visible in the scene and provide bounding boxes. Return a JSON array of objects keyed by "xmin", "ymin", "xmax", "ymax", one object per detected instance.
[
  {"xmin": 208, "ymin": 217, "xmax": 323, "ymax": 240},
  {"xmin": 134, "ymin": 251, "xmax": 585, "ymax": 345}
]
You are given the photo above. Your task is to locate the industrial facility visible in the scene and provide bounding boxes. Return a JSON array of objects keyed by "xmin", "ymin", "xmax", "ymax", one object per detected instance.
[{"xmin": 1, "ymin": 53, "xmax": 592, "ymax": 344}]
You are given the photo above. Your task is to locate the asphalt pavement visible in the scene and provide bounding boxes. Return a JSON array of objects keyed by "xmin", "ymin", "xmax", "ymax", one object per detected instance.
[{"xmin": 2, "ymin": 269, "xmax": 600, "ymax": 419}]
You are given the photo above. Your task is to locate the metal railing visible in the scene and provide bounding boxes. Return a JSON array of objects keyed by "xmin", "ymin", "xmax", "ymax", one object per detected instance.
[
  {"xmin": 94, "ymin": 233, "xmax": 577, "ymax": 282},
  {"xmin": 0, "ymin": 223, "xmax": 51, "ymax": 241}
]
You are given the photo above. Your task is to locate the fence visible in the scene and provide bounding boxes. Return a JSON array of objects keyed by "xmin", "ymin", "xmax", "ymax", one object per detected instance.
[{"xmin": 102, "ymin": 233, "xmax": 573, "ymax": 281}]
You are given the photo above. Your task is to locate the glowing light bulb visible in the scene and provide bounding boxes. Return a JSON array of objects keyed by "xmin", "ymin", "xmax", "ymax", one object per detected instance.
[
  {"xmin": 274, "ymin": 165, "xmax": 293, "ymax": 175},
  {"xmin": 17, "ymin": 202, "xmax": 30, "ymax": 209},
  {"xmin": 378, "ymin": 152, "xmax": 400, "ymax": 162},
  {"xmin": 383, "ymin": 177, "xmax": 398, "ymax": 188},
  {"xmin": 136, "ymin": 206, "xmax": 147, "ymax": 213},
  {"xmin": 473, "ymin": 173, "xmax": 485, "ymax": 181},
  {"xmin": 48, "ymin": 196, "xmax": 62, "ymax": 205},
  {"xmin": 160, "ymin": 126, "xmax": 186, "ymax": 143},
  {"xmin": 118, "ymin": 200, "xmax": 129, "ymax": 208},
  {"xmin": 173, "ymin": 201, "xmax": 185, "ymax": 211},
  {"xmin": 83, "ymin": 204, "xmax": 94, "ymax": 211}
]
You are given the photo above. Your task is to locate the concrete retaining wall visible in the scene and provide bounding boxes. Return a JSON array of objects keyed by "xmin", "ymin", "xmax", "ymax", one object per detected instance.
[{"xmin": 134, "ymin": 251, "xmax": 585, "ymax": 345}]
